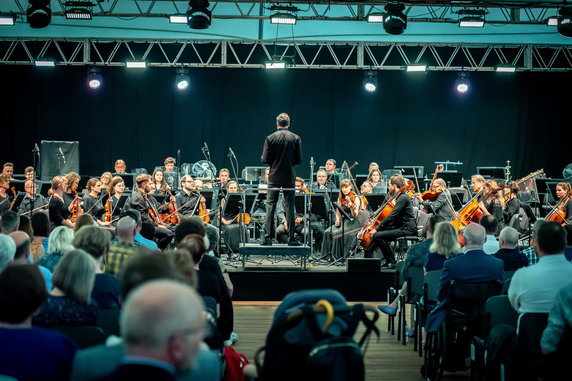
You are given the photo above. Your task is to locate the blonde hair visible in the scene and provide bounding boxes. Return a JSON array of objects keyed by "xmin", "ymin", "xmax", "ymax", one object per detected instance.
[
  {"xmin": 485, "ymin": 180, "xmax": 505, "ymax": 209},
  {"xmin": 52, "ymin": 249, "xmax": 97, "ymax": 303},
  {"xmin": 47, "ymin": 226, "xmax": 75, "ymax": 254},
  {"xmin": 48, "ymin": 175, "xmax": 66, "ymax": 196},
  {"xmin": 429, "ymin": 222, "xmax": 461, "ymax": 257}
]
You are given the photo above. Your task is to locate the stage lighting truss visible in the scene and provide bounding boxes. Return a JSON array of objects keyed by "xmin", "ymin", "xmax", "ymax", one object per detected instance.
[
  {"xmin": 383, "ymin": 2, "xmax": 407, "ymax": 35},
  {"xmin": 269, "ymin": 5, "xmax": 299, "ymax": 25},
  {"xmin": 0, "ymin": 13, "xmax": 16, "ymax": 26},
  {"xmin": 187, "ymin": 0, "xmax": 211, "ymax": 30},
  {"xmin": 176, "ymin": 68, "xmax": 190, "ymax": 90},
  {"xmin": 87, "ymin": 67, "xmax": 102, "ymax": 89},
  {"xmin": 363, "ymin": 70, "xmax": 377, "ymax": 92},
  {"xmin": 27, "ymin": 0, "xmax": 52, "ymax": 29},
  {"xmin": 457, "ymin": 8, "xmax": 487, "ymax": 27},
  {"xmin": 64, "ymin": 1, "xmax": 95, "ymax": 20},
  {"xmin": 454, "ymin": 72, "xmax": 470, "ymax": 94}
]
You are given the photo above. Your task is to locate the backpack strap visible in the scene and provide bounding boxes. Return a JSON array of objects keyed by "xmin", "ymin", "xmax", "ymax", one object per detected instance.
[{"xmin": 357, "ymin": 305, "xmax": 380, "ymax": 349}]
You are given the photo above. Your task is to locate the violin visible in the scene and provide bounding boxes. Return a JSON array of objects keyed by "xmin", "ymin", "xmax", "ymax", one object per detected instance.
[
  {"xmin": 230, "ymin": 212, "xmax": 251, "ymax": 224},
  {"xmin": 420, "ymin": 189, "xmax": 443, "ymax": 201},
  {"xmin": 545, "ymin": 192, "xmax": 571, "ymax": 225},
  {"xmin": 70, "ymin": 189, "xmax": 83, "ymax": 223},
  {"xmin": 9, "ymin": 187, "xmax": 16, "ymax": 209},
  {"xmin": 103, "ymin": 191, "xmax": 113, "ymax": 223},
  {"xmin": 148, "ymin": 207, "xmax": 163, "ymax": 225},
  {"xmin": 198, "ymin": 198, "xmax": 210, "ymax": 223},
  {"xmin": 162, "ymin": 189, "xmax": 181, "ymax": 225}
]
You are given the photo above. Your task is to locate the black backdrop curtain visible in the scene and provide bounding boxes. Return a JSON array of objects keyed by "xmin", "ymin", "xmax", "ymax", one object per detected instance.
[{"xmin": 1, "ymin": 66, "xmax": 569, "ymax": 181}]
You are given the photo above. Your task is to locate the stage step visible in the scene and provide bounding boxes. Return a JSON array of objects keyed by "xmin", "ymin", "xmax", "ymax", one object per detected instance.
[{"xmin": 239, "ymin": 243, "xmax": 311, "ymax": 269}]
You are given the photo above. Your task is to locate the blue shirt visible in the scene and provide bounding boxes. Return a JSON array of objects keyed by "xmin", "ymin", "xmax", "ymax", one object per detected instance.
[{"xmin": 135, "ymin": 233, "xmax": 158, "ymax": 250}]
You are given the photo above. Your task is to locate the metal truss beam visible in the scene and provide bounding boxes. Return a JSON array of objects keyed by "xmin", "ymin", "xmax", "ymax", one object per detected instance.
[{"xmin": 1, "ymin": 38, "xmax": 571, "ymax": 71}]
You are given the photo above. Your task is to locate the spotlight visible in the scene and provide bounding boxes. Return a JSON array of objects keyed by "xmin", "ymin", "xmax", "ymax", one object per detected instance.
[
  {"xmin": 64, "ymin": 2, "xmax": 94, "ymax": 20},
  {"xmin": 558, "ymin": 6, "xmax": 572, "ymax": 38},
  {"xmin": 495, "ymin": 65, "xmax": 516, "ymax": 73},
  {"xmin": 457, "ymin": 9, "xmax": 487, "ymax": 28},
  {"xmin": 367, "ymin": 12, "xmax": 384, "ymax": 23},
  {"xmin": 454, "ymin": 73, "xmax": 470, "ymax": 94},
  {"xmin": 176, "ymin": 69, "xmax": 190, "ymax": 90},
  {"xmin": 0, "ymin": 13, "xmax": 16, "ymax": 26},
  {"xmin": 383, "ymin": 2, "xmax": 407, "ymax": 35},
  {"xmin": 265, "ymin": 61, "xmax": 286, "ymax": 69},
  {"xmin": 126, "ymin": 61, "xmax": 146, "ymax": 69},
  {"xmin": 547, "ymin": 16, "xmax": 559, "ymax": 26},
  {"xmin": 406, "ymin": 64, "xmax": 427, "ymax": 72},
  {"xmin": 34, "ymin": 58, "xmax": 55, "ymax": 67},
  {"xmin": 187, "ymin": 0, "xmax": 211, "ymax": 29},
  {"xmin": 363, "ymin": 71, "xmax": 377, "ymax": 92},
  {"xmin": 87, "ymin": 67, "xmax": 102, "ymax": 89},
  {"xmin": 169, "ymin": 14, "xmax": 188, "ymax": 23},
  {"xmin": 27, "ymin": 0, "xmax": 52, "ymax": 29},
  {"xmin": 270, "ymin": 12, "xmax": 297, "ymax": 25}
]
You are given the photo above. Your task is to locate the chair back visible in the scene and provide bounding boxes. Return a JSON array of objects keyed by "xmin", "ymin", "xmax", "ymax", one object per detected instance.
[
  {"xmin": 501, "ymin": 271, "xmax": 515, "ymax": 294},
  {"xmin": 423, "ymin": 270, "xmax": 442, "ymax": 304},
  {"xmin": 406, "ymin": 266, "xmax": 425, "ymax": 302},
  {"xmin": 516, "ymin": 312, "xmax": 549, "ymax": 378},
  {"xmin": 97, "ymin": 308, "xmax": 120, "ymax": 337},
  {"xmin": 49, "ymin": 325, "xmax": 106, "ymax": 349},
  {"xmin": 394, "ymin": 261, "xmax": 405, "ymax": 288},
  {"xmin": 483, "ymin": 295, "xmax": 518, "ymax": 336}
]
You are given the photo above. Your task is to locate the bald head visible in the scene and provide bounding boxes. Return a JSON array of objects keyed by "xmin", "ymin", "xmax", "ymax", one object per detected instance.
[
  {"xmin": 499, "ymin": 227, "xmax": 519, "ymax": 249},
  {"xmin": 121, "ymin": 280, "xmax": 205, "ymax": 370},
  {"xmin": 9, "ymin": 231, "xmax": 30, "ymax": 263},
  {"xmin": 116, "ymin": 216, "xmax": 136, "ymax": 242},
  {"xmin": 462, "ymin": 223, "xmax": 486, "ymax": 247}
]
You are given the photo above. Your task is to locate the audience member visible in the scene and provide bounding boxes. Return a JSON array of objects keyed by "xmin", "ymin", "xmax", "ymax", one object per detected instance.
[
  {"xmin": 38, "ymin": 225, "xmax": 75, "ymax": 272},
  {"xmin": 120, "ymin": 209, "xmax": 158, "ymax": 249},
  {"xmin": 166, "ymin": 249, "xmax": 198, "ymax": 288},
  {"xmin": 493, "ymin": 226, "xmax": 528, "ymax": 271},
  {"xmin": 0, "ymin": 265, "xmax": 77, "ymax": 380},
  {"xmin": 73, "ymin": 226, "xmax": 121, "ymax": 308},
  {"xmin": 9, "ymin": 231, "xmax": 52, "ymax": 290},
  {"xmin": 508, "ymin": 221, "xmax": 572, "ymax": 314},
  {"xmin": 19, "ymin": 215, "xmax": 43, "ymax": 265},
  {"xmin": 33, "ymin": 249, "xmax": 99, "ymax": 327},
  {"xmin": 564, "ymin": 224, "xmax": 572, "ymax": 261},
  {"xmin": 541, "ymin": 282, "xmax": 572, "ymax": 354},
  {"xmin": 424, "ymin": 221, "xmax": 462, "ymax": 272},
  {"xmin": 520, "ymin": 219, "xmax": 544, "ymax": 265},
  {"xmin": 0, "ymin": 233, "xmax": 16, "ymax": 272},
  {"xmin": 0, "ymin": 210, "xmax": 20, "ymax": 234},
  {"xmin": 480, "ymin": 215, "xmax": 500, "ymax": 254},
  {"xmin": 74, "ymin": 213, "xmax": 97, "ymax": 232},
  {"xmin": 31, "ymin": 211, "xmax": 51, "ymax": 261},
  {"xmin": 18, "ymin": 214, "xmax": 34, "ymax": 238},
  {"xmin": 106, "ymin": 216, "xmax": 143, "ymax": 277}
]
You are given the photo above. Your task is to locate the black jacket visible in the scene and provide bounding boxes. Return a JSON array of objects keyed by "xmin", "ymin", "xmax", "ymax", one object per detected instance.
[{"xmin": 261, "ymin": 128, "xmax": 302, "ymax": 186}]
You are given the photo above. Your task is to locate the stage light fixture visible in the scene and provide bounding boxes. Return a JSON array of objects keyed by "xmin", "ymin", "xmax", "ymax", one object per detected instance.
[
  {"xmin": 126, "ymin": 61, "xmax": 146, "ymax": 69},
  {"xmin": 363, "ymin": 71, "xmax": 378, "ymax": 93},
  {"xmin": 383, "ymin": 2, "xmax": 407, "ymax": 35},
  {"xmin": 457, "ymin": 9, "xmax": 487, "ymax": 27},
  {"xmin": 27, "ymin": 0, "xmax": 52, "ymax": 29},
  {"xmin": 0, "ymin": 13, "xmax": 16, "ymax": 26},
  {"xmin": 187, "ymin": 0, "xmax": 211, "ymax": 29},
  {"xmin": 558, "ymin": 6, "xmax": 572, "ymax": 38},
  {"xmin": 176, "ymin": 69, "xmax": 190, "ymax": 90},
  {"xmin": 64, "ymin": 2, "xmax": 94, "ymax": 20},
  {"xmin": 265, "ymin": 61, "xmax": 286, "ymax": 69},
  {"xmin": 169, "ymin": 14, "xmax": 188, "ymax": 23},
  {"xmin": 454, "ymin": 72, "xmax": 470, "ymax": 94},
  {"xmin": 34, "ymin": 58, "xmax": 55, "ymax": 67},
  {"xmin": 406, "ymin": 64, "xmax": 427, "ymax": 72},
  {"xmin": 367, "ymin": 12, "xmax": 384, "ymax": 23},
  {"xmin": 547, "ymin": 16, "xmax": 559, "ymax": 26},
  {"xmin": 269, "ymin": 5, "xmax": 298, "ymax": 25},
  {"xmin": 87, "ymin": 67, "xmax": 102, "ymax": 89},
  {"xmin": 495, "ymin": 64, "xmax": 516, "ymax": 72}
]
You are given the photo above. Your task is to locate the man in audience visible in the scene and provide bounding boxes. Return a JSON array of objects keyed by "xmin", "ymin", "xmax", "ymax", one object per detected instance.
[
  {"xmin": 0, "ymin": 211, "xmax": 20, "ymax": 234},
  {"xmin": 0, "ymin": 265, "xmax": 77, "ymax": 380},
  {"xmin": 437, "ymin": 223, "xmax": 504, "ymax": 301},
  {"xmin": 9, "ymin": 231, "xmax": 52, "ymax": 290},
  {"xmin": 521, "ymin": 219, "xmax": 544, "ymax": 265},
  {"xmin": 541, "ymin": 281, "xmax": 572, "ymax": 356},
  {"xmin": 508, "ymin": 221, "xmax": 572, "ymax": 314},
  {"xmin": 120, "ymin": 209, "xmax": 158, "ymax": 249},
  {"xmin": 480, "ymin": 215, "xmax": 500, "ymax": 254},
  {"xmin": 0, "ymin": 233, "xmax": 16, "ymax": 272},
  {"xmin": 106, "ymin": 216, "xmax": 143, "ymax": 276},
  {"xmin": 493, "ymin": 226, "xmax": 528, "ymax": 271}
]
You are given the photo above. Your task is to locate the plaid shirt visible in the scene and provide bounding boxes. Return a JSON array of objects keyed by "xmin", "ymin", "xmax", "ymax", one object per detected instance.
[
  {"xmin": 106, "ymin": 240, "xmax": 143, "ymax": 276},
  {"xmin": 521, "ymin": 246, "xmax": 539, "ymax": 266}
]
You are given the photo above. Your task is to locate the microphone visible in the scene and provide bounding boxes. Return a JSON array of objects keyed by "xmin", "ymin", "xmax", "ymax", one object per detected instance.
[
  {"xmin": 58, "ymin": 148, "xmax": 66, "ymax": 164},
  {"xmin": 32, "ymin": 143, "xmax": 39, "ymax": 153},
  {"xmin": 202, "ymin": 142, "xmax": 208, "ymax": 152},
  {"xmin": 310, "ymin": 156, "xmax": 315, "ymax": 166},
  {"xmin": 228, "ymin": 147, "xmax": 235, "ymax": 158}
]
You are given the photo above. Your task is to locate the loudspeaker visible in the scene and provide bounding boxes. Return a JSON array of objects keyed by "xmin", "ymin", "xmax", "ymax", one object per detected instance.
[
  {"xmin": 39, "ymin": 141, "xmax": 80, "ymax": 181},
  {"xmin": 346, "ymin": 258, "xmax": 381, "ymax": 273}
]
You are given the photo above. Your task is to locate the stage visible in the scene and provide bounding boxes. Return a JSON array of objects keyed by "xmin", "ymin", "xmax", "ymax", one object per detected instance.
[{"xmin": 227, "ymin": 244, "xmax": 394, "ymax": 301}]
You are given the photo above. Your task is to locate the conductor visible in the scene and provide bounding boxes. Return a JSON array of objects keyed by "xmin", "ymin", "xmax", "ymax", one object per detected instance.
[{"xmin": 261, "ymin": 112, "xmax": 302, "ymax": 246}]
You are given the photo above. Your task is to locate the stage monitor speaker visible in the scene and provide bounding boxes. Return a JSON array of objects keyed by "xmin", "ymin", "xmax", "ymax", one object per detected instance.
[
  {"xmin": 346, "ymin": 258, "xmax": 381, "ymax": 273},
  {"xmin": 39, "ymin": 141, "xmax": 80, "ymax": 181}
]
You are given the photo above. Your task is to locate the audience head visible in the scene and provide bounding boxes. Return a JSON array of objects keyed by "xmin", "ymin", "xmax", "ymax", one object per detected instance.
[
  {"xmin": 204, "ymin": 225, "xmax": 219, "ymax": 252},
  {"xmin": 73, "ymin": 225, "xmax": 110, "ymax": 261},
  {"xmin": 178, "ymin": 234, "xmax": 206, "ymax": 265},
  {"xmin": 535, "ymin": 221, "xmax": 566, "ymax": 256},
  {"xmin": 10, "ymin": 231, "xmax": 31, "ymax": 264},
  {"xmin": 462, "ymin": 223, "xmax": 486, "ymax": 248},
  {"xmin": 499, "ymin": 226, "xmax": 520, "ymax": 249},
  {"xmin": 167, "ymin": 249, "xmax": 198, "ymax": 288},
  {"xmin": 74, "ymin": 213, "xmax": 96, "ymax": 232},
  {"xmin": 1, "ymin": 211, "xmax": 20, "ymax": 234},
  {"xmin": 174, "ymin": 217, "xmax": 205, "ymax": 246},
  {"xmin": 116, "ymin": 216, "xmax": 137, "ymax": 242},
  {"xmin": 120, "ymin": 251, "xmax": 178, "ymax": 300},
  {"xmin": 120, "ymin": 280, "xmax": 205, "ymax": 371},
  {"xmin": 31, "ymin": 212, "xmax": 51, "ymax": 237},
  {"xmin": 47, "ymin": 226, "xmax": 75, "ymax": 255},
  {"xmin": 52, "ymin": 249, "xmax": 97, "ymax": 303},
  {"xmin": 0, "ymin": 233, "xmax": 17, "ymax": 271},
  {"xmin": 18, "ymin": 215, "xmax": 34, "ymax": 237},
  {"xmin": 426, "ymin": 215, "xmax": 446, "ymax": 237},
  {"xmin": 479, "ymin": 215, "xmax": 498, "ymax": 235},
  {"xmin": 121, "ymin": 208, "xmax": 142, "ymax": 233},
  {"xmin": 429, "ymin": 222, "xmax": 461, "ymax": 257},
  {"xmin": 0, "ymin": 265, "xmax": 47, "ymax": 325}
]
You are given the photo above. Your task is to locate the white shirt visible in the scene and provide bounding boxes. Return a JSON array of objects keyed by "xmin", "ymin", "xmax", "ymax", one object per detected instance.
[
  {"xmin": 482, "ymin": 234, "xmax": 500, "ymax": 255},
  {"xmin": 508, "ymin": 254, "xmax": 572, "ymax": 314}
]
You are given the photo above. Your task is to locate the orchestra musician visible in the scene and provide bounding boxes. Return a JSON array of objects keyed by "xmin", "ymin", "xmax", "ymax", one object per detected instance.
[
  {"xmin": 114, "ymin": 159, "xmax": 127, "ymax": 174},
  {"xmin": 555, "ymin": 182, "xmax": 572, "ymax": 222},
  {"xmin": 363, "ymin": 174, "xmax": 417, "ymax": 268},
  {"xmin": 360, "ymin": 180, "xmax": 374, "ymax": 195},
  {"xmin": 152, "ymin": 168, "xmax": 170, "ymax": 194},
  {"xmin": 367, "ymin": 168, "xmax": 385, "ymax": 193},
  {"xmin": 1, "ymin": 163, "xmax": 14, "ymax": 180},
  {"xmin": 24, "ymin": 166, "xmax": 36, "ymax": 182},
  {"xmin": 313, "ymin": 169, "xmax": 329, "ymax": 190},
  {"xmin": 18, "ymin": 180, "xmax": 47, "ymax": 215},
  {"xmin": 0, "ymin": 174, "xmax": 11, "ymax": 216},
  {"xmin": 100, "ymin": 171, "xmax": 113, "ymax": 192},
  {"xmin": 109, "ymin": 176, "xmax": 128, "ymax": 217},
  {"xmin": 417, "ymin": 178, "xmax": 455, "ymax": 221},
  {"xmin": 368, "ymin": 162, "xmax": 380, "ymax": 173},
  {"xmin": 82, "ymin": 178, "xmax": 111, "ymax": 226},
  {"xmin": 47, "ymin": 175, "xmax": 75, "ymax": 228},
  {"xmin": 325, "ymin": 159, "xmax": 337, "ymax": 175},
  {"xmin": 129, "ymin": 173, "xmax": 174, "ymax": 249},
  {"xmin": 175, "ymin": 175, "xmax": 203, "ymax": 218},
  {"xmin": 320, "ymin": 179, "xmax": 367, "ymax": 261},
  {"xmin": 218, "ymin": 168, "xmax": 230, "ymax": 189},
  {"xmin": 479, "ymin": 180, "xmax": 505, "ymax": 223},
  {"xmin": 471, "ymin": 174, "xmax": 486, "ymax": 194},
  {"xmin": 220, "ymin": 180, "xmax": 244, "ymax": 253},
  {"xmin": 163, "ymin": 157, "xmax": 179, "ymax": 189},
  {"xmin": 503, "ymin": 180, "xmax": 521, "ymax": 225},
  {"xmin": 62, "ymin": 172, "xmax": 81, "ymax": 208}
]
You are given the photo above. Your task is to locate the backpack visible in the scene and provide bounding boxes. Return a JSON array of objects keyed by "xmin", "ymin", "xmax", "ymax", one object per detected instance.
[
  {"xmin": 223, "ymin": 345, "xmax": 249, "ymax": 381},
  {"xmin": 254, "ymin": 289, "xmax": 379, "ymax": 381}
]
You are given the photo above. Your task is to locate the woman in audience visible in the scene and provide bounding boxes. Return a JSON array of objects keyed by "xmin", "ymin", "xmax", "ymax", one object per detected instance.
[
  {"xmin": 38, "ymin": 226, "xmax": 75, "ymax": 272},
  {"xmin": 17, "ymin": 214, "xmax": 43, "ymax": 261},
  {"xmin": 73, "ymin": 226, "xmax": 121, "ymax": 308},
  {"xmin": 74, "ymin": 213, "xmax": 96, "ymax": 233},
  {"xmin": 0, "ymin": 265, "xmax": 77, "ymax": 380},
  {"xmin": 424, "ymin": 221, "xmax": 461, "ymax": 272},
  {"xmin": 166, "ymin": 249, "xmax": 198, "ymax": 288},
  {"xmin": 31, "ymin": 212, "xmax": 51, "ymax": 261},
  {"xmin": 33, "ymin": 249, "xmax": 99, "ymax": 327}
]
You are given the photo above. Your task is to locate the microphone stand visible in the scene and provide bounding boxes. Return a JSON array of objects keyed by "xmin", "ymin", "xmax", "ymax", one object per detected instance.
[
  {"xmin": 228, "ymin": 148, "xmax": 248, "ymax": 255},
  {"xmin": 31, "ymin": 144, "xmax": 40, "ymax": 214},
  {"xmin": 306, "ymin": 157, "xmax": 315, "ymax": 253},
  {"xmin": 201, "ymin": 144, "xmax": 222, "ymax": 254}
]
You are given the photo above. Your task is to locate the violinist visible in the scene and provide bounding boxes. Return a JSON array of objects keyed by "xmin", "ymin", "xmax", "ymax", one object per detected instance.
[
  {"xmin": 220, "ymin": 180, "xmax": 243, "ymax": 253},
  {"xmin": 18, "ymin": 180, "xmax": 47, "ymax": 215},
  {"xmin": 363, "ymin": 174, "xmax": 417, "ymax": 268},
  {"xmin": 417, "ymin": 178, "xmax": 455, "ymax": 221},
  {"xmin": 367, "ymin": 168, "xmax": 385, "ymax": 193},
  {"xmin": 503, "ymin": 181, "xmax": 521, "ymax": 225},
  {"xmin": 479, "ymin": 180, "xmax": 505, "ymax": 222},
  {"xmin": 83, "ymin": 178, "xmax": 112, "ymax": 226},
  {"xmin": 100, "ymin": 171, "xmax": 113, "ymax": 192},
  {"xmin": 129, "ymin": 174, "xmax": 174, "ymax": 249},
  {"xmin": 313, "ymin": 169, "xmax": 329, "ymax": 190},
  {"xmin": 175, "ymin": 175, "xmax": 203, "ymax": 218},
  {"xmin": 0, "ymin": 174, "xmax": 11, "ymax": 216},
  {"xmin": 109, "ymin": 177, "xmax": 128, "ymax": 217},
  {"xmin": 48, "ymin": 175, "xmax": 74, "ymax": 228},
  {"xmin": 152, "ymin": 168, "xmax": 170, "ymax": 194},
  {"xmin": 62, "ymin": 172, "xmax": 81, "ymax": 209},
  {"xmin": 320, "ymin": 179, "xmax": 367, "ymax": 261},
  {"xmin": 554, "ymin": 182, "xmax": 572, "ymax": 223}
]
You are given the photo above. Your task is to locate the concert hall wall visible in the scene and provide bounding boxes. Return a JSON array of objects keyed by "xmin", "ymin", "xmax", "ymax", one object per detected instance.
[{"xmin": 1, "ymin": 66, "xmax": 569, "ymax": 181}]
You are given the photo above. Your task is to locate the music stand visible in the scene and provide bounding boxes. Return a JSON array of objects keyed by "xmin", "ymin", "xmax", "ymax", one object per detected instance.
[
  {"xmin": 364, "ymin": 194, "xmax": 386, "ymax": 211},
  {"xmin": 10, "ymin": 192, "xmax": 25, "ymax": 212},
  {"xmin": 114, "ymin": 173, "xmax": 134, "ymax": 190},
  {"xmin": 39, "ymin": 182, "xmax": 51, "ymax": 197},
  {"xmin": 544, "ymin": 181, "xmax": 563, "ymax": 205},
  {"xmin": 326, "ymin": 173, "xmax": 340, "ymax": 190},
  {"xmin": 439, "ymin": 172, "xmax": 464, "ymax": 188},
  {"xmin": 533, "ymin": 178, "xmax": 557, "ymax": 209},
  {"xmin": 355, "ymin": 175, "xmax": 368, "ymax": 189},
  {"xmin": 477, "ymin": 167, "xmax": 505, "ymax": 180},
  {"xmin": 449, "ymin": 188, "xmax": 469, "ymax": 210},
  {"xmin": 163, "ymin": 172, "xmax": 180, "ymax": 190},
  {"xmin": 112, "ymin": 194, "xmax": 130, "ymax": 217},
  {"xmin": 305, "ymin": 193, "xmax": 327, "ymax": 221},
  {"xmin": 9, "ymin": 180, "xmax": 26, "ymax": 195},
  {"xmin": 394, "ymin": 165, "xmax": 424, "ymax": 178},
  {"xmin": 197, "ymin": 189, "xmax": 214, "ymax": 210},
  {"xmin": 327, "ymin": 202, "xmax": 354, "ymax": 267}
]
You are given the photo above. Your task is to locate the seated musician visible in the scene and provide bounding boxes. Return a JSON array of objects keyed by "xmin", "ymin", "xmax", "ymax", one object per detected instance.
[
  {"xmin": 276, "ymin": 177, "xmax": 324, "ymax": 250},
  {"xmin": 325, "ymin": 159, "xmax": 337, "ymax": 175},
  {"xmin": 471, "ymin": 174, "xmax": 486, "ymax": 195},
  {"xmin": 555, "ymin": 182, "xmax": 572, "ymax": 223},
  {"xmin": 367, "ymin": 168, "xmax": 385, "ymax": 193},
  {"xmin": 24, "ymin": 166, "xmax": 37, "ymax": 182},
  {"xmin": 152, "ymin": 168, "xmax": 170, "ymax": 194},
  {"xmin": 129, "ymin": 174, "xmax": 174, "ymax": 249},
  {"xmin": 364, "ymin": 174, "xmax": 417, "ymax": 268},
  {"xmin": 360, "ymin": 180, "xmax": 374, "ymax": 195},
  {"xmin": 220, "ymin": 180, "xmax": 245, "ymax": 254},
  {"xmin": 417, "ymin": 178, "xmax": 455, "ymax": 221},
  {"xmin": 62, "ymin": 172, "xmax": 80, "ymax": 208},
  {"xmin": 82, "ymin": 178, "xmax": 111, "ymax": 227},
  {"xmin": 218, "ymin": 168, "xmax": 230, "ymax": 189},
  {"xmin": 0, "ymin": 174, "xmax": 11, "ymax": 216},
  {"xmin": 503, "ymin": 181, "xmax": 521, "ymax": 225},
  {"xmin": 100, "ymin": 171, "xmax": 113, "ymax": 192},
  {"xmin": 47, "ymin": 176, "xmax": 75, "ymax": 228},
  {"xmin": 479, "ymin": 180, "xmax": 505, "ymax": 224},
  {"xmin": 18, "ymin": 180, "xmax": 48, "ymax": 215},
  {"xmin": 313, "ymin": 169, "xmax": 329, "ymax": 190},
  {"xmin": 109, "ymin": 177, "xmax": 129, "ymax": 217},
  {"xmin": 176, "ymin": 175, "xmax": 203, "ymax": 219},
  {"xmin": 114, "ymin": 159, "xmax": 127, "ymax": 174},
  {"xmin": 1, "ymin": 162, "xmax": 14, "ymax": 180},
  {"xmin": 163, "ymin": 157, "xmax": 179, "ymax": 189},
  {"xmin": 368, "ymin": 162, "xmax": 380, "ymax": 173}
]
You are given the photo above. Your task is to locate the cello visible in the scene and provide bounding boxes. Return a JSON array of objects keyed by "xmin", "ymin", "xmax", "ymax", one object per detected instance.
[{"xmin": 451, "ymin": 190, "xmax": 484, "ymax": 230}]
